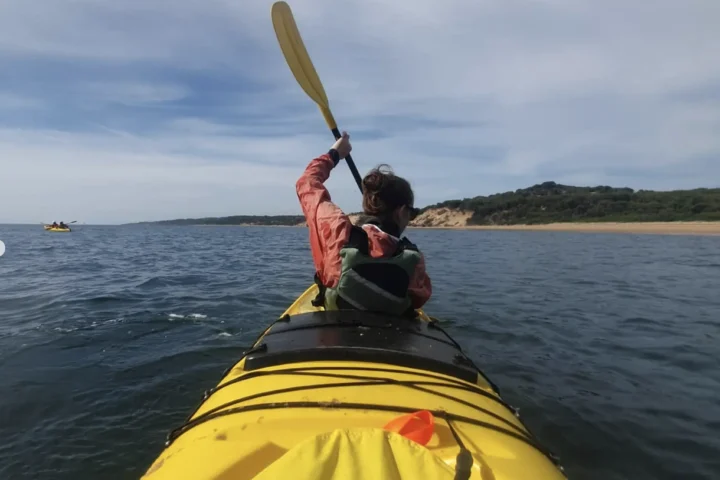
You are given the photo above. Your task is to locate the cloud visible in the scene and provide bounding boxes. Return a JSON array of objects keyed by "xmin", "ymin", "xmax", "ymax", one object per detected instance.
[
  {"xmin": 0, "ymin": 126, "xmax": 315, "ymax": 223},
  {"xmin": 79, "ymin": 82, "xmax": 190, "ymax": 106},
  {"xmin": 0, "ymin": 93, "xmax": 44, "ymax": 110},
  {"xmin": 0, "ymin": 0, "xmax": 719, "ymax": 223}
]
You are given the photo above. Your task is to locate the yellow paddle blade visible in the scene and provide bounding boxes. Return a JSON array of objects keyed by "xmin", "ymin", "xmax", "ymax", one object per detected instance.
[{"xmin": 271, "ymin": 1, "xmax": 337, "ymax": 130}]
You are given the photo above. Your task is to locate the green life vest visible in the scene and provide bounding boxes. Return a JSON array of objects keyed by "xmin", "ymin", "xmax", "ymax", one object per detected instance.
[{"xmin": 313, "ymin": 225, "xmax": 422, "ymax": 316}]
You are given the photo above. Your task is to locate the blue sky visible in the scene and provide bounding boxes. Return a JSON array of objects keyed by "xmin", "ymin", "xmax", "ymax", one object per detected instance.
[{"xmin": 1, "ymin": 0, "xmax": 719, "ymax": 224}]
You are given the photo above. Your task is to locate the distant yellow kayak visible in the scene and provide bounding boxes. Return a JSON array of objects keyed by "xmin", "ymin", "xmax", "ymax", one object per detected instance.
[
  {"xmin": 43, "ymin": 225, "xmax": 71, "ymax": 232},
  {"xmin": 142, "ymin": 284, "xmax": 566, "ymax": 479}
]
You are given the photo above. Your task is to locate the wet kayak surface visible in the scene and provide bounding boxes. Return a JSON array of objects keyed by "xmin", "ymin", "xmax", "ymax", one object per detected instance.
[{"xmin": 0, "ymin": 224, "xmax": 719, "ymax": 480}]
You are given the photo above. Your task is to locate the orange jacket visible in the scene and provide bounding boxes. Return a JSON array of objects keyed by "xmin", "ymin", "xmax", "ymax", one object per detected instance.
[{"xmin": 296, "ymin": 152, "xmax": 432, "ymax": 309}]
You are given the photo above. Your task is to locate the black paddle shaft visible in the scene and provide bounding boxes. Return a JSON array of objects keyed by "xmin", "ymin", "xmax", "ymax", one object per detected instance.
[{"xmin": 331, "ymin": 127, "xmax": 363, "ymax": 194}]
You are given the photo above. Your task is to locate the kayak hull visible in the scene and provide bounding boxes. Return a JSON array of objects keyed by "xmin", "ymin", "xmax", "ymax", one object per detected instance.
[
  {"xmin": 143, "ymin": 285, "xmax": 566, "ymax": 480},
  {"xmin": 43, "ymin": 226, "xmax": 71, "ymax": 232}
]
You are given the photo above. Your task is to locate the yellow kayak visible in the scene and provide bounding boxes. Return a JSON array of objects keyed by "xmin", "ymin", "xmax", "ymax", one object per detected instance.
[
  {"xmin": 43, "ymin": 225, "xmax": 71, "ymax": 232},
  {"xmin": 142, "ymin": 285, "xmax": 566, "ymax": 480}
]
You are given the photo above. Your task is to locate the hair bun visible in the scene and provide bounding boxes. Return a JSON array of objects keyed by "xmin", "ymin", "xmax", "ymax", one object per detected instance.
[
  {"xmin": 362, "ymin": 164, "xmax": 394, "ymax": 193},
  {"xmin": 362, "ymin": 171, "xmax": 383, "ymax": 193},
  {"xmin": 361, "ymin": 164, "xmax": 411, "ymax": 218}
]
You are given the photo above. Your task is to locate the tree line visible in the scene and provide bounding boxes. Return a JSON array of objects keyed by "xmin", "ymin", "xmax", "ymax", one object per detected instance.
[
  {"xmin": 134, "ymin": 215, "xmax": 305, "ymax": 226},
  {"xmin": 426, "ymin": 182, "xmax": 720, "ymax": 225},
  {"xmin": 132, "ymin": 182, "xmax": 720, "ymax": 226}
]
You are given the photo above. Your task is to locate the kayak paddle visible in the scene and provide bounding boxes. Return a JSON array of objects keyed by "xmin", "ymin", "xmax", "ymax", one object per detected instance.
[{"xmin": 271, "ymin": 1, "xmax": 363, "ymax": 193}]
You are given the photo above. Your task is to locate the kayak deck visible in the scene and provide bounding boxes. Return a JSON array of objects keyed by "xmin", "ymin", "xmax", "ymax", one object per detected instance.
[{"xmin": 143, "ymin": 285, "xmax": 566, "ymax": 479}]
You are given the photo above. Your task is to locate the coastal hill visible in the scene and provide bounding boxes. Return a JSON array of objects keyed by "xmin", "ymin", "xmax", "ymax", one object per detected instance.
[
  {"xmin": 139, "ymin": 215, "xmax": 306, "ymax": 227},
  {"xmin": 131, "ymin": 182, "xmax": 720, "ymax": 227}
]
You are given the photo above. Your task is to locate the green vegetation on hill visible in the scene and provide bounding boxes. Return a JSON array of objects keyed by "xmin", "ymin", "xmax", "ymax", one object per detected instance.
[
  {"xmin": 134, "ymin": 215, "xmax": 305, "ymax": 226},
  {"xmin": 427, "ymin": 182, "xmax": 720, "ymax": 225},
  {"xmin": 132, "ymin": 182, "xmax": 720, "ymax": 226}
]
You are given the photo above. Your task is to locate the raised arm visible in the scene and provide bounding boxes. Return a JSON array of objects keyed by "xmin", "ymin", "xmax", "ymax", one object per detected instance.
[{"xmin": 296, "ymin": 143, "xmax": 353, "ymax": 287}]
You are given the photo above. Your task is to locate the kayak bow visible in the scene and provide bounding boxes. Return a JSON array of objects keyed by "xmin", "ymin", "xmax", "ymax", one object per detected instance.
[{"xmin": 142, "ymin": 285, "xmax": 566, "ymax": 480}]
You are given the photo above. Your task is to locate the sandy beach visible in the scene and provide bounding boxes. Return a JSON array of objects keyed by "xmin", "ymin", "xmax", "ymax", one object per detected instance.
[
  {"xmin": 413, "ymin": 221, "xmax": 720, "ymax": 236},
  {"xmin": 189, "ymin": 221, "xmax": 720, "ymax": 235}
]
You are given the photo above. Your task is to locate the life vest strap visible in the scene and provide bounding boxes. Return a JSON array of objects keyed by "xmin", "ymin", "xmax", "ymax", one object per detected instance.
[{"xmin": 311, "ymin": 271, "xmax": 326, "ymax": 307}]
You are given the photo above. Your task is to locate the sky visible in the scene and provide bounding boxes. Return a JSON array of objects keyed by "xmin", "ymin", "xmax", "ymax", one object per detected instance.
[{"xmin": 1, "ymin": 0, "xmax": 719, "ymax": 224}]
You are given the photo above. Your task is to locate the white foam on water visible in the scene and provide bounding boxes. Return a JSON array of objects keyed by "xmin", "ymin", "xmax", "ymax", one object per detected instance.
[
  {"xmin": 53, "ymin": 326, "xmax": 77, "ymax": 333},
  {"xmin": 168, "ymin": 313, "xmax": 208, "ymax": 320},
  {"xmin": 218, "ymin": 332, "xmax": 232, "ymax": 337}
]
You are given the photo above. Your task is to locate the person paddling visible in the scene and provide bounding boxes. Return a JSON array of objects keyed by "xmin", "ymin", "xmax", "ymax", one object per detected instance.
[{"xmin": 296, "ymin": 131, "xmax": 431, "ymax": 315}]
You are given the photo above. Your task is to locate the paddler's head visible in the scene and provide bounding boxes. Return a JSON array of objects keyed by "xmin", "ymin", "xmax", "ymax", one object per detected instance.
[{"xmin": 361, "ymin": 165, "xmax": 419, "ymax": 236}]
